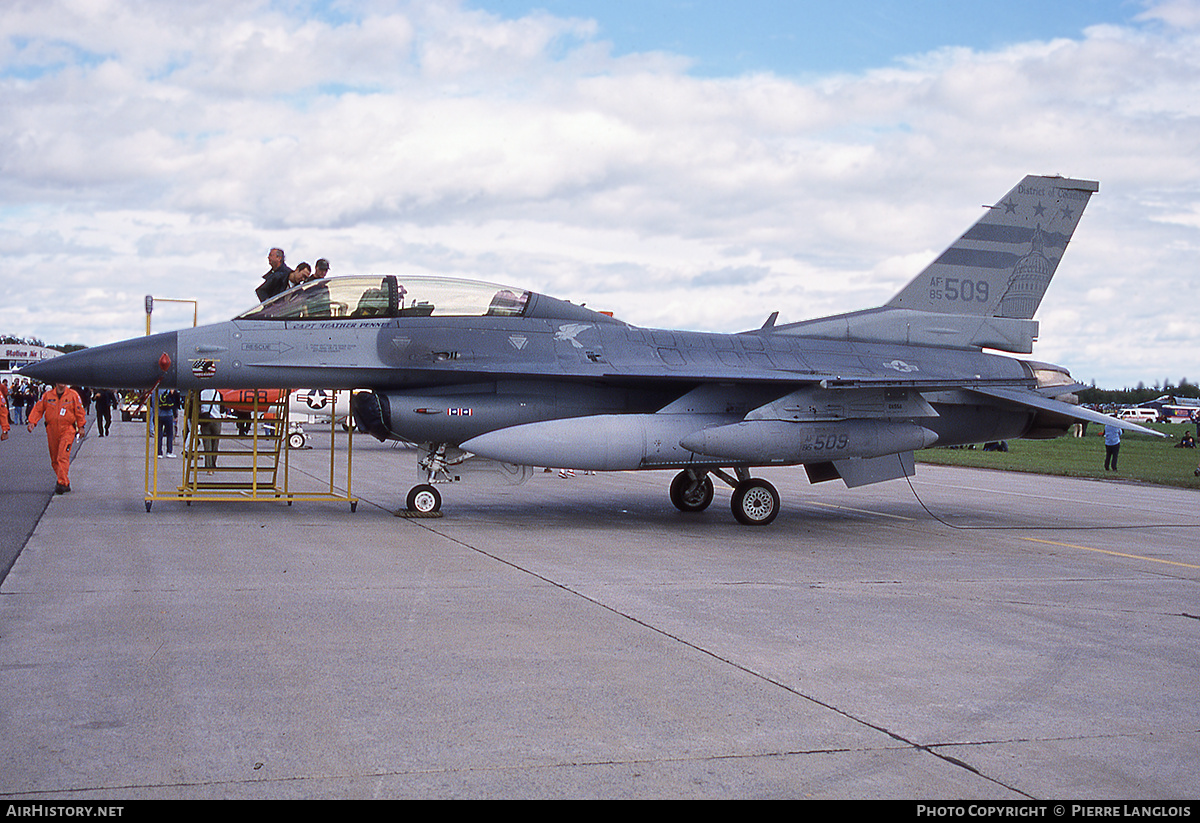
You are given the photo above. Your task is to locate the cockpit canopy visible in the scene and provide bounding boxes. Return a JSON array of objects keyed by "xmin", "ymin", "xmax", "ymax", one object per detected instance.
[{"xmin": 236, "ymin": 275, "xmax": 531, "ymax": 321}]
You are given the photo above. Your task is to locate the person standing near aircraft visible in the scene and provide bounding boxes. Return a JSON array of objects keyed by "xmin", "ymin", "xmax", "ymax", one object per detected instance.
[
  {"xmin": 256, "ymin": 247, "xmax": 293, "ymax": 303},
  {"xmin": 157, "ymin": 387, "xmax": 180, "ymax": 457},
  {"xmin": 26, "ymin": 382, "xmax": 86, "ymax": 493},
  {"xmin": 93, "ymin": 388, "xmax": 116, "ymax": 437},
  {"xmin": 9, "ymin": 381, "xmax": 24, "ymax": 425},
  {"xmin": 197, "ymin": 388, "xmax": 223, "ymax": 472},
  {"xmin": 1103, "ymin": 423, "xmax": 1122, "ymax": 471},
  {"xmin": 0, "ymin": 387, "xmax": 10, "ymax": 441},
  {"xmin": 0, "ymin": 381, "xmax": 11, "ymax": 440}
]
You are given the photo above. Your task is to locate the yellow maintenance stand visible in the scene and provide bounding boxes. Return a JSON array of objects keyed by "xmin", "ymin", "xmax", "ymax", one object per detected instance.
[{"xmin": 143, "ymin": 388, "xmax": 358, "ymax": 511}]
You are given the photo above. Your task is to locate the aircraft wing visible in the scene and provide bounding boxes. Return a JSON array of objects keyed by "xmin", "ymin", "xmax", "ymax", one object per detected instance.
[{"xmin": 966, "ymin": 387, "xmax": 1166, "ymax": 437}]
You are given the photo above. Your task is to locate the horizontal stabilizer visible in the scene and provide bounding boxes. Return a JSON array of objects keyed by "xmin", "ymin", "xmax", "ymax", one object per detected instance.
[
  {"xmin": 967, "ymin": 387, "xmax": 1166, "ymax": 437},
  {"xmin": 1034, "ymin": 382, "xmax": 1087, "ymax": 397}
]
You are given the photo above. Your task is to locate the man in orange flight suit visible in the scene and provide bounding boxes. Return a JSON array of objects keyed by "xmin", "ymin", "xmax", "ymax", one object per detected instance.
[
  {"xmin": 27, "ymin": 383, "xmax": 87, "ymax": 494},
  {"xmin": 0, "ymin": 389, "xmax": 10, "ymax": 441}
]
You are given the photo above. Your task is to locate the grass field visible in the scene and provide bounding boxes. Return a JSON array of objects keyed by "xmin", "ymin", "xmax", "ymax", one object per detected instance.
[{"xmin": 916, "ymin": 422, "xmax": 1200, "ymax": 490}]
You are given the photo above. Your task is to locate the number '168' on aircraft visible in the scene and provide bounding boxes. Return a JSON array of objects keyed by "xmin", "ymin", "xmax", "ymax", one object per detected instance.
[{"xmin": 22, "ymin": 174, "xmax": 1161, "ymax": 525}]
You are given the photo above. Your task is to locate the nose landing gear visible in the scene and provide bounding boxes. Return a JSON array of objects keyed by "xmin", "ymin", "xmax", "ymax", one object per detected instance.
[{"xmin": 406, "ymin": 483, "xmax": 442, "ymax": 514}]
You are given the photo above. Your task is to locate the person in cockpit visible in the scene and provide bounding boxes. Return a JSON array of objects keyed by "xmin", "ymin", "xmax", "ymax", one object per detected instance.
[
  {"xmin": 256, "ymin": 247, "xmax": 292, "ymax": 302},
  {"xmin": 289, "ymin": 261, "xmax": 313, "ymax": 288}
]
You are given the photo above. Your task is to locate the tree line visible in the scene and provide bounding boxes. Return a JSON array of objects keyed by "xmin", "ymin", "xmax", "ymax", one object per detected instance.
[{"xmin": 1079, "ymin": 378, "xmax": 1199, "ymax": 406}]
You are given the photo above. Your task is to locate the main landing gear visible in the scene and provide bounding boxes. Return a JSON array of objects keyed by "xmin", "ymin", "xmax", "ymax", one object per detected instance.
[
  {"xmin": 669, "ymin": 469, "xmax": 713, "ymax": 513},
  {"xmin": 669, "ymin": 468, "xmax": 780, "ymax": 526}
]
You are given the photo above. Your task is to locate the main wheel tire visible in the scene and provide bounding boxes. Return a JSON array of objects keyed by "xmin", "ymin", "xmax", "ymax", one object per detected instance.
[
  {"xmin": 731, "ymin": 478, "xmax": 779, "ymax": 526},
  {"xmin": 288, "ymin": 431, "xmax": 306, "ymax": 449},
  {"xmin": 669, "ymin": 470, "xmax": 714, "ymax": 513},
  {"xmin": 406, "ymin": 484, "xmax": 442, "ymax": 513}
]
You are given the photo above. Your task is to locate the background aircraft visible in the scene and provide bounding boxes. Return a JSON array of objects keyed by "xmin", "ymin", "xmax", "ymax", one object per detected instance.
[{"xmin": 22, "ymin": 174, "xmax": 1159, "ymax": 524}]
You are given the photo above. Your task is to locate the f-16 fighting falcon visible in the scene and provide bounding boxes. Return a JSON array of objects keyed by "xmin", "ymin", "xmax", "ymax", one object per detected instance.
[{"xmin": 22, "ymin": 174, "xmax": 1160, "ymax": 524}]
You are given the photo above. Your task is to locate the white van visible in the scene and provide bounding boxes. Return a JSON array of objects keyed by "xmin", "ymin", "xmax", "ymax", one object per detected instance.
[{"xmin": 1116, "ymin": 407, "xmax": 1159, "ymax": 422}]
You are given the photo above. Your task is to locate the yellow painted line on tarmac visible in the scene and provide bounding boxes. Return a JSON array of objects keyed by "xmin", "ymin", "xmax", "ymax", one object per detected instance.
[
  {"xmin": 1020, "ymin": 537, "xmax": 1200, "ymax": 570},
  {"xmin": 806, "ymin": 501, "xmax": 916, "ymax": 521}
]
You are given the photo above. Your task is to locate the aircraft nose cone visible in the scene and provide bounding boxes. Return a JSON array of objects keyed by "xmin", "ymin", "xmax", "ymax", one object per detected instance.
[{"xmin": 19, "ymin": 331, "xmax": 179, "ymax": 389}]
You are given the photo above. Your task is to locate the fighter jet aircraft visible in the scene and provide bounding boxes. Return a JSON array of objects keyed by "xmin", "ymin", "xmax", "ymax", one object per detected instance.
[{"xmin": 22, "ymin": 174, "xmax": 1160, "ymax": 524}]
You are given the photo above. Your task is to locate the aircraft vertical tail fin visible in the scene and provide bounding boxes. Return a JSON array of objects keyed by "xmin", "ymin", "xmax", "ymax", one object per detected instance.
[
  {"xmin": 886, "ymin": 175, "xmax": 1098, "ymax": 319},
  {"xmin": 775, "ymin": 174, "xmax": 1099, "ymax": 352}
]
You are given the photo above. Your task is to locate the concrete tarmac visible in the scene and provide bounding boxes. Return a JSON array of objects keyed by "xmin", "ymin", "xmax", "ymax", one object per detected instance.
[
  {"xmin": 1, "ymin": 421, "xmax": 1198, "ymax": 799},
  {"xmin": 0, "ymin": 419, "xmax": 58, "ymax": 583}
]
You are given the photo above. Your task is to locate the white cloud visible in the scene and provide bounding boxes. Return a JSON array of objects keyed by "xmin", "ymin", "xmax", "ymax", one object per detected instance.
[
  {"xmin": 1138, "ymin": 0, "xmax": 1200, "ymax": 29},
  {"xmin": 1, "ymin": 0, "xmax": 1199, "ymax": 390}
]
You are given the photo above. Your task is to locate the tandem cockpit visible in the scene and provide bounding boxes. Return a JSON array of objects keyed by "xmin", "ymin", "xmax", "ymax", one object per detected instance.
[{"xmin": 237, "ymin": 275, "xmax": 533, "ymax": 321}]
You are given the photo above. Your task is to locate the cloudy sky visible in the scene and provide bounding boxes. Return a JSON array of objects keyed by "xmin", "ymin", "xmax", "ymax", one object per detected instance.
[{"xmin": 2, "ymin": 0, "xmax": 1197, "ymax": 389}]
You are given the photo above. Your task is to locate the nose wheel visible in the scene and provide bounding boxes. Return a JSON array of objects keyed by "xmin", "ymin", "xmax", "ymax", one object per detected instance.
[{"xmin": 406, "ymin": 483, "xmax": 442, "ymax": 514}]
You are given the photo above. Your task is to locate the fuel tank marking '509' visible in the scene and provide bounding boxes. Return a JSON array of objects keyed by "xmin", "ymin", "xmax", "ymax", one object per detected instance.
[{"xmin": 22, "ymin": 174, "xmax": 1162, "ymax": 525}]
